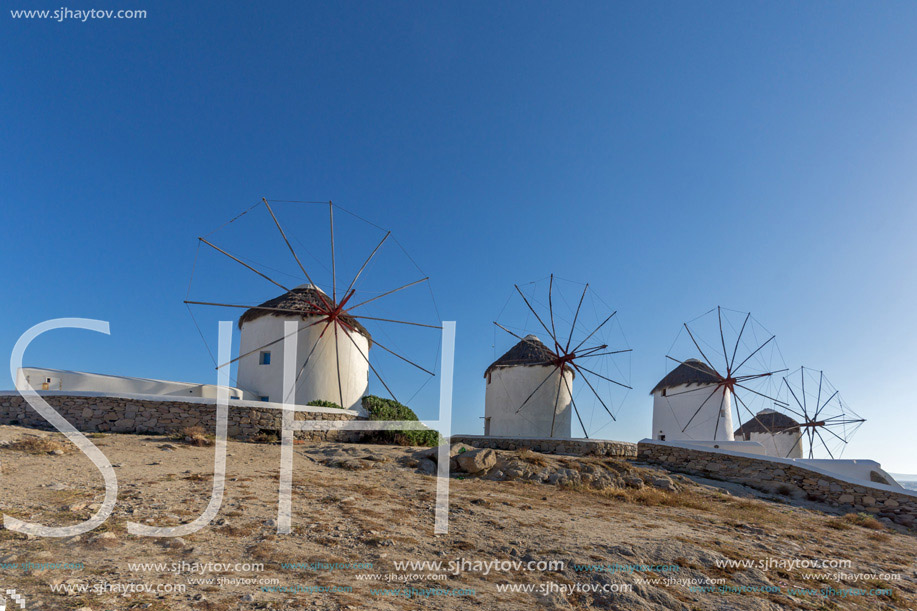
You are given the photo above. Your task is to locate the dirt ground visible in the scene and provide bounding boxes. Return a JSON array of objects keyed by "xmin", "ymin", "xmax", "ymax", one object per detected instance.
[{"xmin": 0, "ymin": 425, "xmax": 915, "ymax": 611}]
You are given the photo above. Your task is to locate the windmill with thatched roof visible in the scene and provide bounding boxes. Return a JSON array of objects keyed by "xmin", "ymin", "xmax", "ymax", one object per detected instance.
[
  {"xmin": 734, "ymin": 408, "xmax": 803, "ymax": 458},
  {"xmin": 652, "ymin": 307, "xmax": 788, "ymax": 445},
  {"xmin": 484, "ymin": 334, "xmax": 576, "ymax": 437},
  {"xmin": 485, "ymin": 275, "xmax": 632, "ymax": 439},
  {"xmin": 185, "ymin": 198, "xmax": 440, "ymax": 410},
  {"xmin": 235, "ymin": 284, "xmax": 373, "ymax": 408}
]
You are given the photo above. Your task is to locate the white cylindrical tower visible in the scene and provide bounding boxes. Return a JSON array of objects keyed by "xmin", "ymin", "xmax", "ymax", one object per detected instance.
[
  {"xmin": 650, "ymin": 359, "xmax": 735, "ymax": 442},
  {"xmin": 484, "ymin": 335, "xmax": 574, "ymax": 438},
  {"xmin": 735, "ymin": 409, "xmax": 803, "ymax": 458},
  {"xmin": 717, "ymin": 386, "xmax": 735, "ymax": 441},
  {"xmin": 237, "ymin": 285, "xmax": 370, "ymax": 409}
]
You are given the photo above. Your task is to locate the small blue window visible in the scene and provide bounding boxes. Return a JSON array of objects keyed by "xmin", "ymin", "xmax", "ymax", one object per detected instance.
[
  {"xmin": 259, "ymin": 351, "xmax": 271, "ymax": 365},
  {"xmin": 260, "ymin": 396, "xmax": 270, "ymax": 402}
]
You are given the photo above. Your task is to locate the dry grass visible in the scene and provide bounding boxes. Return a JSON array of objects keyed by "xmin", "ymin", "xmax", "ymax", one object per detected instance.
[
  {"xmin": 249, "ymin": 432, "xmax": 279, "ymax": 444},
  {"xmin": 190, "ymin": 601, "xmax": 233, "ymax": 611},
  {"xmin": 84, "ymin": 534, "xmax": 122, "ymax": 550},
  {"xmin": 861, "ymin": 579, "xmax": 903, "ymax": 604},
  {"xmin": 5, "ymin": 435, "xmax": 73, "ymax": 454},
  {"xmin": 716, "ymin": 497, "xmax": 789, "ymax": 526},
  {"xmin": 610, "ymin": 487, "xmax": 708, "ymax": 509},
  {"xmin": 174, "ymin": 426, "xmax": 214, "ymax": 447},
  {"xmin": 246, "ymin": 539, "xmax": 280, "ymax": 561},
  {"xmin": 868, "ymin": 531, "xmax": 892, "ymax": 543},
  {"xmin": 214, "ymin": 524, "xmax": 249, "ymax": 537},
  {"xmin": 516, "ymin": 448, "xmax": 549, "ymax": 467},
  {"xmin": 827, "ymin": 512, "xmax": 885, "ymax": 531}
]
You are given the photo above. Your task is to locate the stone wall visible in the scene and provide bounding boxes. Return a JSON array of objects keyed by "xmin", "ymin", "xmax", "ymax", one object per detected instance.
[
  {"xmin": 0, "ymin": 393, "xmax": 364, "ymax": 442},
  {"xmin": 638, "ymin": 440, "xmax": 917, "ymax": 528},
  {"xmin": 453, "ymin": 435, "xmax": 637, "ymax": 458}
]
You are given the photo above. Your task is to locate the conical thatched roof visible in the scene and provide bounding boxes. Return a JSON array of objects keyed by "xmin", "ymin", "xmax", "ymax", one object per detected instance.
[
  {"xmin": 735, "ymin": 409, "xmax": 801, "ymax": 436},
  {"xmin": 484, "ymin": 335, "xmax": 573, "ymax": 378},
  {"xmin": 650, "ymin": 358, "xmax": 720, "ymax": 395},
  {"xmin": 238, "ymin": 285, "xmax": 371, "ymax": 344}
]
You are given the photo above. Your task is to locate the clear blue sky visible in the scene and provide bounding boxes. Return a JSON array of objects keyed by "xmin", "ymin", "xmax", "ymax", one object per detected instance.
[{"xmin": 2, "ymin": 2, "xmax": 916, "ymax": 471}]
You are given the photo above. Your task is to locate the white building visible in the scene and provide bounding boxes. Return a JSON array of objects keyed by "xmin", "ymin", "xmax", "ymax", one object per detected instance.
[
  {"xmin": 483, "ymin": 335, "xmax": 573, "ymax": 438},
  {"xmin": 16, "ymin": 367, "xmax": 252, "ymax": 399},
  {"xmin": 734, "ymin": 408, "xmax": 804, "ymax": 459},
  {"xmin": 236, "ymin": 284, "xmax": 370, "ymax": 409},
  {"xmin": 651, "ymin": 359, "xmax": 733, "ymax": 442}
]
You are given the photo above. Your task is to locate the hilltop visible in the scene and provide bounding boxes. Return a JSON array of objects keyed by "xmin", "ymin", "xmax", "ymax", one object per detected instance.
[{"xmin": 0, "ymin": 426, "xmax": 914, "ymax": 610}]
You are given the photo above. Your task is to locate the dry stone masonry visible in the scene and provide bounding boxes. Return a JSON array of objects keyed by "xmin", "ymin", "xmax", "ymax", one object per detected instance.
[
  {"xmin": 638, "ymin": 441, "xmax": 917, "ymax": 528},
  {"xmin": 0, "ymin": 393, "xmax": 363, "ymax": 442},
  {"xmin": 452, "ymin": 435, "xmax": 636, "ymax": 458}
]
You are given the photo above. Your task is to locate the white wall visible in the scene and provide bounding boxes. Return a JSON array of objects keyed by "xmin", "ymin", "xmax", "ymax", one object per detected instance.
[
  {"xmin": 797, "ymin": 459, "xmax": 901, "ymax": 488},
  {"xmin": 651, "ymin": 383, "xmax": 734, "ymax": 442},
  {"xmin": 484, "ymin": 365, "xmax": 573, "ymax": 438},
  {"xmin": 16, "ymin": 367, "xmax": 252, "ymax": 400},
  {"xmin": 641, "ymin": 439, "xmax": 905, "ymax": 491},
  {"xmin": 236, "ymin": 315, "xmax": 369, "ymax": 409},
  {"xmin": 677, "ymin": 439, "xmax": 768, "ymax": 455},
  {"xmin": 745, "ymin": 430, "xmax": 804, "ymax": 459}
]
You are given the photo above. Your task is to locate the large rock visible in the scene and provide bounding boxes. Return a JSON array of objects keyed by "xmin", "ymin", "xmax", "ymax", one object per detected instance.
[
  {"xmin": 455, "ymin": 448, "xmax": 497, "ymax": 474},
  {"xmin": 651, "ymin": 476, "xmax": 677, "ymax": 492},
  {"xmin": 414, "ymin": 443, "xmax": 472, "ymax": 464}
]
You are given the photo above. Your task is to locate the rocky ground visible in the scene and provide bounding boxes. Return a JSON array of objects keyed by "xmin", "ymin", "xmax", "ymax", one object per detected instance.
[{"xmin": 0, "ymin": 425, "xmax": 915, "ymax": 610}]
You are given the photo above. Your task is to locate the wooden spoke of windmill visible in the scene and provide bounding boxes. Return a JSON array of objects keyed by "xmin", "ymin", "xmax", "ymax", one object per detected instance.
[
  {"xmin": 665, "ymin": 307, "xmax": 788, "ymax": 440},
  {"xmin": 187, "ymin": 199, "xmax": 438, "ymax": 407},
  {"xmin": 493, "ymin": 274, "xmax": 632, "ymax": 438},
  {"xmin": 782, "ymin": 367, "xmax": 866, "ymax": 459}
]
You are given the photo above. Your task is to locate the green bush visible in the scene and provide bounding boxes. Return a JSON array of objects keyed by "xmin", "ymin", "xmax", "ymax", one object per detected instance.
[
  {"xmin": 361, "ymin": 395, "xmax": 441, "ymax": 447},
  {"xmin": 307, "ymin": 399, "xmax": 343, "ymax": 409}
]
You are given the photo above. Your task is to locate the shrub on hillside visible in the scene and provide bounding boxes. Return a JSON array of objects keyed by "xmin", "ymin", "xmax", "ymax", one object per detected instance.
[
  {"xmin": 361, "ymin": 395, "xmax": 440, "ymax": 447},
  {"xmin": 307, "ymin": 399, "xmax": 343, "ymax": 409}
]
